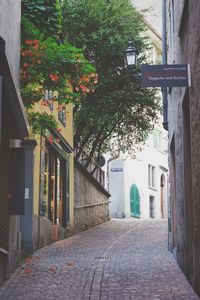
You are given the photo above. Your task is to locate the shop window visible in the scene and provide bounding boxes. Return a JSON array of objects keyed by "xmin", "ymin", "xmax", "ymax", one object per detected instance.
[
  {"xmin": 66, "ymin": 159, "xmax": 70, "ymax": 225},
  {"xmin": 58, "ymin": 105, "xmax": 66, "ymax": 126},
  {"xmin": 40, "ymin": 145, "xmax": 49, "ymax": 218},
  {"xmin": 40, "ymin": 138, "xmax": 70, "ymax": 228}
]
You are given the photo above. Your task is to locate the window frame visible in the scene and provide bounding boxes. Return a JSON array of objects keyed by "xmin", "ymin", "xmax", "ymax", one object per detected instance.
[
  {"xmin": 44, "ymin": 90, "xmax": 54, "ymax": 111},
  {"xmin": 58, "ymin": 104, "xmax": 66, "ymax": 127},
  {"xmin": 148, "ymin": 164, "xmax": 156, "ymax": 189}
]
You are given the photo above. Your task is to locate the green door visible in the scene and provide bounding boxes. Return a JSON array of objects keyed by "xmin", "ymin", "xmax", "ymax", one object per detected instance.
[{"xmin": 130, "ymin": 184, "xmax": 140, "ymax": 218}]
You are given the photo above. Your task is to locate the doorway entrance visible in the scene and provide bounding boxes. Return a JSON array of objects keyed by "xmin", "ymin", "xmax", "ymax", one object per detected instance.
[
  {"xmin": 130, "ymin": 184, "xmax": 140, "ymax": 218},
  {"xmin": 150, "ymin": 196, "xmax": 155, "ymax": 218}
]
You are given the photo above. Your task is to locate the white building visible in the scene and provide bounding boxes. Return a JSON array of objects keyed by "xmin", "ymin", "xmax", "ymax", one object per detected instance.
[{"xmin": 108, "ymin": 14, "xmax": 168, "ymax": 220}]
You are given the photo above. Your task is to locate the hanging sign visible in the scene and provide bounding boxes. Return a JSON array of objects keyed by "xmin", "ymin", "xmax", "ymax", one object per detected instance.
[{"xmin": 141, "ymin": 64, "xmax": 190, "ymax": 87}]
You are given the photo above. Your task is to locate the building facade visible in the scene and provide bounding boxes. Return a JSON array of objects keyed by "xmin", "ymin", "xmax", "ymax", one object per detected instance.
[
  {"xmin": 0, "ymin": 0, "xmax": 29, "ymax": 283},
  {"xmin": 166, "ymin": 0, "xmax": 200, "ymax": 295},
  {"xmin": 109, "ymin": 19, "xmax": 168, "ymax": 220},
  {"xmin": 21, "ymin": 93, "xmax": 74, "ymax": 253},
  {"xmin": 109, "ymin": 127, "xmax": 168, "ymax": 220}
]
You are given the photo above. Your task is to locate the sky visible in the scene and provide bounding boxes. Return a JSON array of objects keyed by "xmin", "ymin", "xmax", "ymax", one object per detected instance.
[{"xmin": 131, "ymin": 0, "xmax": 162, "ymax": 35}]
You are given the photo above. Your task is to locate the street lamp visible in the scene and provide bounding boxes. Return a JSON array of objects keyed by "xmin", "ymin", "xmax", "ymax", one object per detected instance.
[{"xmin": 124, "ymin": 41, "xmax": 139, "ymax": 68}]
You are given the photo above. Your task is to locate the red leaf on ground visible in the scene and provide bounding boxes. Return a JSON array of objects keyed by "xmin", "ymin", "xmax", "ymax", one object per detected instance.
[
  {"xmin": 66, "ymin": 261, "xmax": 75, "ymax": 267},
  {"xmin": 50, "ymin": 266, "xmax": 57, "ymax": 273}
]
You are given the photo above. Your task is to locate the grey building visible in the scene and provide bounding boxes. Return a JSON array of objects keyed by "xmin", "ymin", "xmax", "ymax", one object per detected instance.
[
  {"xmin": 0, "ymin": 0, "xmax": 29, "ymax": 283},
  {"xmin": 165, "ymin": 0, "xmax": 200, "ymax": 295}
]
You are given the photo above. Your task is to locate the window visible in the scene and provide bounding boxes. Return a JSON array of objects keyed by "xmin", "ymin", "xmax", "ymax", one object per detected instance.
[
  {"xmin": 40, "ymin": 146, "xmax": 49, "ymax": 218},
  {"xmin": 44, "ymin": 90, "xmax": 54, "ymax": 110},
  {"xmin": 148, "ymin": 165, "xmax": 156, "ymax": 189},
  {"xmin": 58, "ymin": 105, "xmax": 66, "ymax": 126},
  {"xmin": 153, "ymin": 129, "xmax": 163, "ymax": 151},
  {"xmin": 40, "ymin": 138, "xmax": 70, "ymax": 228}
]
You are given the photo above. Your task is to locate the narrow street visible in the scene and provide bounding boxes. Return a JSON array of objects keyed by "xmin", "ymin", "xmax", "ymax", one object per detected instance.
[{"xmin": 0, "ymin": 219, "xmax": 199, "ymax": 300}]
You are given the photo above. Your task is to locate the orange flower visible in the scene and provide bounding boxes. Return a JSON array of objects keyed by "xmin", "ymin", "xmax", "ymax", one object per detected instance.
[
  {"xmin": 33, "ymin": 39, "xmax": 39, "ymax": 45},
  {"xmin": 49, "ymin": 74, "xmax": 59, "ymax": 82},
  {"xmin": 34, "ymin": 44, "xmax": 39, "ymax": 50},
  {"xmin": 79, "ymin": 84, "xmax": 86, "ymax": 91},
  {"xmin": 25, "ymin": 39, "xmax": 33, "ymax": 45}
]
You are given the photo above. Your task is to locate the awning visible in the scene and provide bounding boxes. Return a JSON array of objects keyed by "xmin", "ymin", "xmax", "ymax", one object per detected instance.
[{"xmin": 0, "ymin": 37, "xmax": 29, "ymax": 138}]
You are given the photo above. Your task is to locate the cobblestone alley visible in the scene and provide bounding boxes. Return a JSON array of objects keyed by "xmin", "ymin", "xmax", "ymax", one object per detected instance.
[{"xmin": 0, "ymin": 219, "xmax": 199, "ymax": 300}]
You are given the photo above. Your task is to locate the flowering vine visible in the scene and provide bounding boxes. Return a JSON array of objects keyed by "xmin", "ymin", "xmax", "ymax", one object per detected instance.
[{"xmin": 20, "ymin": 16, "xmax": 98, "ymax": 133}]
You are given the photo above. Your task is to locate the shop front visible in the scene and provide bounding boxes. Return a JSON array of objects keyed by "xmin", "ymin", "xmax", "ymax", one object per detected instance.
[{"xmin": 38, "ymin": 129, "xmax": 72, "ymax": 246}]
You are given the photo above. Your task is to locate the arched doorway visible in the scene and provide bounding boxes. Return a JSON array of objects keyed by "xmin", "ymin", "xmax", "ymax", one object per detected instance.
[
  {"xmin": 130, "ymin": 184, "xmax": 140, "ymax": 218},
  {"xmin": 160, "ymin": 174, "xmax": 166, "ymax": 218}
]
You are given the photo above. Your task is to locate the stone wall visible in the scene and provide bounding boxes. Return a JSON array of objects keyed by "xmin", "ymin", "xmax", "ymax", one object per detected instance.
[
  {"xmin": 74, "ymin": 161, "xmax": 110, "ymax": 232},
  {"xmin": 166, "ymin": 0, "xmax": 200, "ymax": 294}
]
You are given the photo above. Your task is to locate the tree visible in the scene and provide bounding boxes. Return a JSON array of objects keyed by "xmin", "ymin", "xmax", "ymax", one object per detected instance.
[
  {"xmin": 21, "ymin": 0, "xmax": 97, "ymax": 133},
  {"xmin": 62, "ymin": 0, "xmax": 160, "ymax": 164}
]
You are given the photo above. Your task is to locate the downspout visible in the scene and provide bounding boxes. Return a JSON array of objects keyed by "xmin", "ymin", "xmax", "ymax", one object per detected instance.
[{"xmin": 162, "ymin": 0, "xmax": 168, "ymax": 131}]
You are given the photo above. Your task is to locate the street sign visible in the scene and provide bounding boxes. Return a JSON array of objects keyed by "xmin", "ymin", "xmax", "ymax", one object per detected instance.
[
  {"xmin": 111, "ymin": 167, "xmax": 123, "ymax": 172},
  {"xmin": 141, "ymin": 64, "xmax": 190, "ymax": 87}
]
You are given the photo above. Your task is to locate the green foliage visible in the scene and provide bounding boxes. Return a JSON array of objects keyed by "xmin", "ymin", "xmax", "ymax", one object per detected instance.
[
  {"xmin": 22, "ymin": 0, "xmax": 63, "ymax": 39},
  {"xmin": 27, "ymin": 112, "xmax": 59, "ymax": 134},
  {"xmin": 62, "ymin": 0, "xmax": 160, "ymax": 160},
  {"xmin": 21, "ymin": 2, "xmax": 97, "ymax": 133}
]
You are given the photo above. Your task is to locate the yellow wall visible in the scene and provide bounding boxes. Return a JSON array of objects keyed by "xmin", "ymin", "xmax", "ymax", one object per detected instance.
[{"xmin": 30, "ymin": 86, "xmax": 74, "ymax": 230}]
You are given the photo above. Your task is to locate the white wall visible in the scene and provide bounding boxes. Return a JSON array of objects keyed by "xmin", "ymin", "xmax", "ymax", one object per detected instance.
[
  {"xmin": 109, "ymin": 127, "xmax": 168, "ymax": 220},
  {"xmin": 109, "ymin": 159, "xmax": 126, "ymax": 218}
]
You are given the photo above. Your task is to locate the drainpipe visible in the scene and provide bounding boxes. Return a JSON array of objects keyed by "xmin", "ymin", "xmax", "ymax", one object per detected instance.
[{"xmin": 162, "ymin": 0, "xmax": 168, "ymax": 131}]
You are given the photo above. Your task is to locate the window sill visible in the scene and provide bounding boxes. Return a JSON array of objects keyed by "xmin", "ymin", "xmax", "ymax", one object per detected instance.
[{"xmin": 148, "ymin": 186, "xmax": 157, "ymax": 192}]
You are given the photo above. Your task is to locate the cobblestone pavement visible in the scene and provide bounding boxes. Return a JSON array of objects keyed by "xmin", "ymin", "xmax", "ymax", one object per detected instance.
[{"xmin": 0, "ymin": 219, "xmax": 199, "ymax": 300}]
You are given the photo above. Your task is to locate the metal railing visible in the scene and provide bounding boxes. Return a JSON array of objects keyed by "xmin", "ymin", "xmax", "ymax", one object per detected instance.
[{"xmin": 78, "ymin": 153, "xmax": 105, "ymax": 187}]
